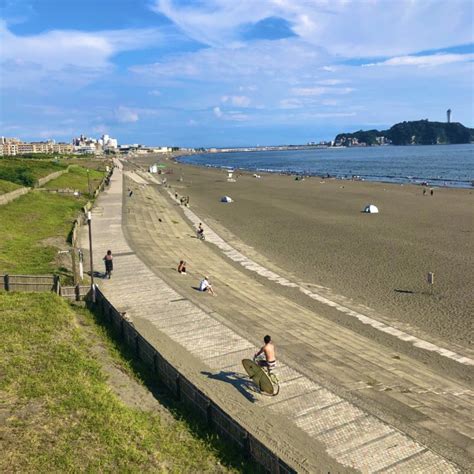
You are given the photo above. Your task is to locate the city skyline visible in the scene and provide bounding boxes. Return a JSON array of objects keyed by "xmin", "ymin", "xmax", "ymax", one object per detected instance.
[{"xmin": 0, "ymin": 0, "xmax": 473, "ymax": 147}]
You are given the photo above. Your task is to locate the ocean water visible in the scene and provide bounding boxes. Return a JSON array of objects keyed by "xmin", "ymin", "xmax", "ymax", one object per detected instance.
[{"xmin": 178, "ymin": 144, "xmax": 474, "ymax": 188}]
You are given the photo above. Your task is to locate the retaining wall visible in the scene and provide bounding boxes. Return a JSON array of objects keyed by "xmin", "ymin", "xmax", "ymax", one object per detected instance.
[
  {"xmin": 37, "ymin": 169, "xmax": 68, "ymax": 187},
  {"xmin": 0, "ymin": 187, "xmax": 29, "ymax": 206},
  {"xmin": 93, "ymin": 288, "xmax": 296, "ymax": 474}
]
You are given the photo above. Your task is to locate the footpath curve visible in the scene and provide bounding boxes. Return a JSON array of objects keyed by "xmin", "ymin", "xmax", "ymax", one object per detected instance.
[{"xmin": 81, "ymin": 162, "xmax": 469, "ymax": 472}]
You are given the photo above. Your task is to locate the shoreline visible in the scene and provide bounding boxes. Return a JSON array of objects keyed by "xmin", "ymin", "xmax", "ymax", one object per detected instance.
[
  {"xmin": 174, "ymin": 146, "xmax": 474, "ymax": 189},
  {"xmin": 135, "ymin": 154, "xmax": 474, "ymax": 348}
]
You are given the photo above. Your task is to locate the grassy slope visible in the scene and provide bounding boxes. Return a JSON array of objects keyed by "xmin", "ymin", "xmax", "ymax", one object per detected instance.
[
  {"xmin": 0, "ymin": 178, "xmax": 21, "ymax": 195},
  {"xmin": 0, "ymin": 293, "xmax": 238, "ymax": 472},
  {"xmin": 44, "ymin": 165, "xmax": 104, "ymax": 194},
  {"xmin": 0, "ymin": 190, "xmax": 85, "ymax": 274},
  {"xmin": 0, "ymin": 159, "xmax": 66, "ymax": 186}
]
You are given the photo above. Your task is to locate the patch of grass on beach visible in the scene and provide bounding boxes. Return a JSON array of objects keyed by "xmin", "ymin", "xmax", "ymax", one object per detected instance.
[
  {"xmin": 0, "ymin": 293, "xmax": 242, "ymax": 472},
  {"xmin": 0, "ymin": 178, "xmax": 21, "ymax": 195},
  {"xmin": 44, "ymin": 165, "xmax": 105, "ymax": 194},
  {"xmin": 0, "ymin": 190, "xmax": 85, "ymax": 274}
]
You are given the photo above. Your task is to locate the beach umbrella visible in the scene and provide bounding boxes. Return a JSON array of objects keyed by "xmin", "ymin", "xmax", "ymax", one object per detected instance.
[{"xmin": 364, "ymin": 204, "xmax": 379, "ymax": 213}]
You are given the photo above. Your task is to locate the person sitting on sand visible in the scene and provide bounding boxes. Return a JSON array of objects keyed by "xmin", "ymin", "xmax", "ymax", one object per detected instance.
[
  {"xmin": 199, "ymin": 276, "xmax": 215, "ymax": 296},
  {"xmin": 178, "ymin": 260, "xmax": 187, "ymax": 274},
  {"xmin": 197, "ymin": 222, "xmax": 205, "ymax": 240}
]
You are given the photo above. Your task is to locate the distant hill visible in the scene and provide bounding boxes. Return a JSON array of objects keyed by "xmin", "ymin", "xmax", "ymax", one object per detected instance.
[{"xmin": 335, "ymin": 120, "xmax": 474, "ymax": 146}]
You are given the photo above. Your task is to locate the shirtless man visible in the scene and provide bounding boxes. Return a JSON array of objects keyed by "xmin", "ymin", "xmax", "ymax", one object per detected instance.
[{"xmin": 254, "ymin": 335, "xmax": 276, "ymax": 372}]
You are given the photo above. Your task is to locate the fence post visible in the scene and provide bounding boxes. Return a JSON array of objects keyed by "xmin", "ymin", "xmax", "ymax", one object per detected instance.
[
  {"xmin": 71, "ymin": 227, "xmax": 78, "ymax": 285},
  {"xmin": 206, "ymin": 401, "xmax": 213, "ymax": 428},
  {"xmin": 4, "ymin": 274, "xmax": 9, "ymax": 291},
  {"xmin": 54, "ymin": 275, "xmax": 60, "ymax": 294},
  {"xmin": 242, "ymin": 433, "xmax": 251, "ymax": 460},
  {"xmin": 175, "ymin": 374, "xmax": 181, "ymax": 401},
  {"xmin": 135, "ymin": 334, "xmax": 140, "ymax": 358}
]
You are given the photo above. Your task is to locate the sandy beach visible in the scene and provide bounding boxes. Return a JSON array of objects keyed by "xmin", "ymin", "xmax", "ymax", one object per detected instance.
[{"xmin": 135, "ymin": 155, "xmax": 473, "ymax": 348}]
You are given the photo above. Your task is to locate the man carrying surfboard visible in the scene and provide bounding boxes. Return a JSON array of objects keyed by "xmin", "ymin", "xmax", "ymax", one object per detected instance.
[{"xmin": 254, "ymin": 335, "xmax": 276, "ymax": 372}]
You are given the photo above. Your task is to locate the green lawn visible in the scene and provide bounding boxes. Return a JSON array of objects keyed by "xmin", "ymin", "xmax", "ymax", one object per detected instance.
[
  {"xmin": 0, "ymin": 293, "xmax": 241, "ymax": 472},
  {"xmin": 0, "ymin": 178, "xmax": 21, "ymax": 195},
  {"xmin": 0, "ymin": 190, "xmax": 85, "ymax": 274},
  {"xmin": 44, "ymin": 165, "xmax": 105, "ymax": 194},
  {"xmin": 0, "ymin": 158, "xmax": 66, "ymax": 187}
]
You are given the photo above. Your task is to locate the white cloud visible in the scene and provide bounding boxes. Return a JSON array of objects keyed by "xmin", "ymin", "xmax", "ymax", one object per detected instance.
[
  {"xmin": 317, "ymin": 79, "xmax": 346, "ymax": 86},
  {"xmin": 0, "ymin": 21, "xmax": 162, "ymax": 69},
  {"xmin": 0, "ymin": 20, "xmax": 163, "ymax": 89},
  {"xmin": 221, "ymin": 95, "xmax": 251, "ymax": 107},
  {"xmin": 279, "ymin": 98, "xmax": 302, "ymax": 109},
  {"xmin": 225, "ymin": 111, "xmax": 249, "ymax": 121},
  {"xmin": 149, "ymin": 89, "xmax": 162, "ymax": 96},
  {"xmin": 152, "ymin": 0, "xmax": 473, "ymax": 58},
  {"xmin": 239, "ymin": 85, "xmax": 257, "ymax": 91},
  {"xmin": 131, "ymin": 38, "xmax": 326, "ymax": 84},
  {"xmin": 364, "ymin": 53, "xmax": 474, "ymax": 68},
  {"xmin": 116, "ymin": 106, "xmax": 139, "ymax": 123},
  {"xmin": 213, "ymin": 106, "xmax": 248, "ymax": 121},
  {"xmin": 37, "ymin": 128, "xmax": 77, "ymax": 139},
  {"xmin": 291, "ymin": 86, "xmax": 354, "ymax": 96}
]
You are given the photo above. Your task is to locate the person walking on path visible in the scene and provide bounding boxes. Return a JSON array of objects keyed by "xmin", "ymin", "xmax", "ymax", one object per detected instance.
[
  {"xmin": 103, "ymin": 250, "xmax": 113, "ymax": 279},
  {"xmin": 199, "ymin": 276, "xmax": 215, "ymax": 296}
]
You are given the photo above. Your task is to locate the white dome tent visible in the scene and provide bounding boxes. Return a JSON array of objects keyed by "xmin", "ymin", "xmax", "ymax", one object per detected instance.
[
  {"xmin": 220, "ymin": 195, "xmax": 233, "ymax": 203},
  {"xmin": 364, "ymin": 204, "xmax": 379, "ymax": 213}
]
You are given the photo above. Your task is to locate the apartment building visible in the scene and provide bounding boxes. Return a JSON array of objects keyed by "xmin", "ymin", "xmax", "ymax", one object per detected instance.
[{"xmin": 0, "ymin": 137, "xmax": 73, "ymax": 156}]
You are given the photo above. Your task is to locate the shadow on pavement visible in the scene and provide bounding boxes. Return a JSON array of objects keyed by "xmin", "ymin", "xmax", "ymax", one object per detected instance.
[{"xmin": 201, "ymin": 370, "xmax": 257, "ymax": 402}]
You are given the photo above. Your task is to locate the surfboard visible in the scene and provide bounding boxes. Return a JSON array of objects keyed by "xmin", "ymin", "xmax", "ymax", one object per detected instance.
[{"xmin": 242, "ymin": 358, "xmax": 274, "ymax": 395}]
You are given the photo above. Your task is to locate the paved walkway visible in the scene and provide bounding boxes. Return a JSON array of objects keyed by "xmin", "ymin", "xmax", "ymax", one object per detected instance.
[{"xmin": 81, "ymin": 163, "xmax": 472, "ymax": 472}]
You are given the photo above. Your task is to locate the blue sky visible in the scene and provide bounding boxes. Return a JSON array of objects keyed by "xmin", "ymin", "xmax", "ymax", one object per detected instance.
[{"xmin": 0, "ymin": 0, "xmax": 473, "ymax": 147}]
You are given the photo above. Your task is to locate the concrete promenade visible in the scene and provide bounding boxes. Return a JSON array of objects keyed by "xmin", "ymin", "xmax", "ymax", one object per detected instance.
[{"xmin": 80, "ymin": 163, "xmax": 472, "ymax": 472}]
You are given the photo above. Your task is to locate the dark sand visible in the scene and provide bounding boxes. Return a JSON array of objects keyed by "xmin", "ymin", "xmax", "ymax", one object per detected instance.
[{"xmin": 136, "ymin": 155, "xmax": 474, "ymax": 348}]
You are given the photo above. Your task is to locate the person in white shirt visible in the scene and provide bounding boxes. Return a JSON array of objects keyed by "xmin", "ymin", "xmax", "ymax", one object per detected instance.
[{"xmin": 199, "ymin": 276, "xmax": 215, "ymax": 296}]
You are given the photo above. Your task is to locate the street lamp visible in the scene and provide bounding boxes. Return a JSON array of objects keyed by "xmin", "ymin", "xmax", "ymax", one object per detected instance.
[{"xmin": 87, "ymin": 211, "xmax": 96, "ymax": 303}]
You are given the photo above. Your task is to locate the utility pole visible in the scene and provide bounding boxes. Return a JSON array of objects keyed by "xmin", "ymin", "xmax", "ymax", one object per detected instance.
[
  {"xmin": 87, "ymin": 211, "xmax": 96, "ymax": 303},
  {"xmin": 71, "ymin": 246, "xmax": 77, "ymax": 286}
]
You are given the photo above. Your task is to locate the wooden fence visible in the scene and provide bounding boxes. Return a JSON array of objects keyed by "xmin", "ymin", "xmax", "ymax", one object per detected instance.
[
  {"xmin": 1, "ymin": 274, "xmax": 60, "ymax": 293},
  {"xmin": 0, "ymin": 274, "xmax": 90, "ymax": 300}
]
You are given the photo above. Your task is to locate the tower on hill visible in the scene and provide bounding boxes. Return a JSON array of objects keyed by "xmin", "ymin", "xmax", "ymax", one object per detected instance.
[{"xmin": 447, "ymin": 109, "xmax": 451, "ymax": 123}]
